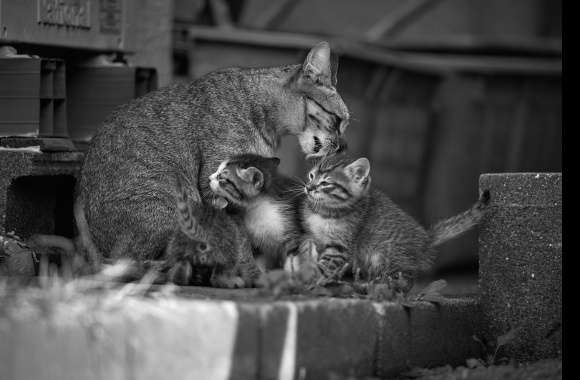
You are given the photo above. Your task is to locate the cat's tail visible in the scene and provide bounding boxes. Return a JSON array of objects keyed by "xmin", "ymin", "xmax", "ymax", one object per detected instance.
[
  {"xmin": 427, "ymin": 190, "xmax": 490, "ymax": 248},
  {"xmin": 74, "ymin": 195, "xmax": 102, "ymax": 268},
  {"xmin": 28, "ymin": 234, "xmax": 76, "ymax": 256}
]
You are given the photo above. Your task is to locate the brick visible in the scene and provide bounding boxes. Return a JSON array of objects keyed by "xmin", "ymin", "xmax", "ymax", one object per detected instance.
[
  {"xmin": 126, "ymin": 299, "xmax": 255, "ymax": 380},
  {"xmin": 479, "ymin": 173, "xmax": 562, "ymax": 361},
  {"xmin": 0, "ymin": 298, "xmax": 127, "ymax": 380},
  {"xmin": 375, "ymin": 302, "xmax": 411, "ymax": 377},
  {"xmin": 407, "ymin": 298, "xmax": 482, "ymax": 367},
  {"xmin": 376, "ymin": 298, "xmax": 482, "ymax": 377},
  {"xmin": 258, "ymin": 299, "xmax": 379, "ymax": 380}
]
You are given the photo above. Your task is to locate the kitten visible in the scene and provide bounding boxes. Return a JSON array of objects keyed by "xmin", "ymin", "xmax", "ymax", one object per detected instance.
[
  {"xmin": 77, "ymin": 42, "xmax": 349, "ymax": 260},
  {"xmin": 209, "ymin": 154, "xmax": 304, "ymax": 270},
  {"xmin": 164, "ymin": 179, "xmax": 262, "ymax": 288},
  {"xmin": 28, "ymin": 180, "xmax": 262, "ymax": 288},
  {"xmin": 294, "ymin": 154, "xmax": 490, "ymax": 292}
]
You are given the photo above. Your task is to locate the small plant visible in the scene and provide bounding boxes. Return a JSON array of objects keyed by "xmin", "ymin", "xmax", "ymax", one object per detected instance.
[{"xmin": 469, "ymin": 327, "xmax": 520, "ymax": 367}]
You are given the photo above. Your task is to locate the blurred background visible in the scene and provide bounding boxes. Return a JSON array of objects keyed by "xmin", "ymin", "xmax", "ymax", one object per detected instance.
[{"xmin": 0, "ymin": 0, "xmax": 561, "ymax": 281}]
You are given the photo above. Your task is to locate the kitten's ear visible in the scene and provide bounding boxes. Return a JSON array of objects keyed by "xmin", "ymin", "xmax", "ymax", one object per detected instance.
[
  {"xmin": 303, "ymin": 41, "xmax": 332, "ymax": 86},
  {"xmin": 345, "ymin": 158, "xmax": 371, "ymax": 183},
  {"xmin": 237, "ymin": 167, "xmax": 264, "ymax": 189}
]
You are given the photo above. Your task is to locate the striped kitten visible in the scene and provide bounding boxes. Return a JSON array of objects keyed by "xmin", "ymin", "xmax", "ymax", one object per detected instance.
[
  {"xmin": 295, "ymin": 154, "xmax": 490, "ymax": 292},
  {"xmin": 209, "ymin": 154, "xmax": 304, "ymax": 270},
  {"xmin": 164, "ymin": 179, "xmax": 262, "ymax": 288}
]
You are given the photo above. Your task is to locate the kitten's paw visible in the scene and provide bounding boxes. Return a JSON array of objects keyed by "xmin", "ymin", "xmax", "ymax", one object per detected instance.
[{"xmin": 211, "ymin": 274, "xmax": 245, "ymax": 288}]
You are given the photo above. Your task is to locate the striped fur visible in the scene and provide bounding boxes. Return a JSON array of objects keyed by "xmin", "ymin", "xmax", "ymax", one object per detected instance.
[
  {"xmin": 78, "ymin": 42, "xmax": 349, "ymax": 261},
  {"xmin": 300, "ymin": 153, "xmax": 491, "ymax": 291},
  {"xmin": 164, "ymin": 180, "xmax": 262, "ymax": 288},
  {"xmin": 428, "ymin": 190, "xmax": 490, "ymax": 247},
  {"xmin": 209, "ymin": 154, "xmax": 304, "ymax": 269}
]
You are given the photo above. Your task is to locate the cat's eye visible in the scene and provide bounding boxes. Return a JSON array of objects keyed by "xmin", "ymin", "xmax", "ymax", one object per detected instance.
[
  {"xmin": 308, "ymin": 172, "xmax": 315, "ymax": 180},
  {"xmin": 197, "ymin": 242, "xmax": 209, "ymax": 252},
  {"xmin": 320, "ymin": 181, "xmax": 330, "ymax": 187}
]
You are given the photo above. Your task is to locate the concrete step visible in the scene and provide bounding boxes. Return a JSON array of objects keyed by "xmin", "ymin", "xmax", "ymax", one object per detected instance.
[{"xmin": 0, "ymin": 287, "xmax": 483, "ymax": 380}]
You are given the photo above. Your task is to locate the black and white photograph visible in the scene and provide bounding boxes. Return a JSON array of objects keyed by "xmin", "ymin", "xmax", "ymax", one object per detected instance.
[{"xmin": 0, "ymin": 1, "xmax": 562, "ymax": 379}]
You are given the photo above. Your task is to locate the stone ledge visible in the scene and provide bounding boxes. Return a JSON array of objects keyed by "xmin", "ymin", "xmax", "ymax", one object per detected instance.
[{"xmin": 0, "ymin": 289, "xmax": 483, "ymax": 380}]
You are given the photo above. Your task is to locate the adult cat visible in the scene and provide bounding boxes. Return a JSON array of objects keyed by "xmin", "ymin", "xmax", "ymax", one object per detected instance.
[{"xmin": 78, "ymin": 42, "xmax": 349, "ymax": 260}]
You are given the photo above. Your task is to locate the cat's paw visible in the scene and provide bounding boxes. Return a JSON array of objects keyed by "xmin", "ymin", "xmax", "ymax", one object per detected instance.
[{"xmin": 211, "ymin": 274, "xmax": 245, "ymax": 289}]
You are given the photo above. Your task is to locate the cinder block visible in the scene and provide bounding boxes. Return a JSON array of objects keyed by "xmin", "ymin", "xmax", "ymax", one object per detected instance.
[
  {"xmin": 479, "ymin": 173, "xmax": 562, "ymax": 361},
  {"xmin": 0, "ymin": 151, "xmax": 82, "ymax": 239}
]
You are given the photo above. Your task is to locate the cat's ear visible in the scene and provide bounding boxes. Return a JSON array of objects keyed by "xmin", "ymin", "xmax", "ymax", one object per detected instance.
[
  {"xmin": 345, "ymin": 158, "xmax": 371, "ymax": 183},
  {"xmin": 330, "ymin": 52, "xmax": 339, "ymax": 87},
  {"xmin": 303, "ymin": 41, "xmax": 332, "ymax": 86},
  {"xmin": 237, "ymin": 167, "xmax": 264, "ymax": 189}
]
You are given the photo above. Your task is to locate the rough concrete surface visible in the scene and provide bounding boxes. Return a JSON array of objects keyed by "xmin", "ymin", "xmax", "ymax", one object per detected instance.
[
  {"xmin": 0, "ymin": 288, "xmax": 483, "ymax": 380},
  {"xmin": 479, "ymin": 173, "xmax": 562, "ymax": 362}
]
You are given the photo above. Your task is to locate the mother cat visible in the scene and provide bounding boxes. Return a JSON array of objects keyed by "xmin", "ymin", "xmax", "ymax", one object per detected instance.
[{"xmin": 78, "ymin": 42, "xmax": 349, "ymax": 260}]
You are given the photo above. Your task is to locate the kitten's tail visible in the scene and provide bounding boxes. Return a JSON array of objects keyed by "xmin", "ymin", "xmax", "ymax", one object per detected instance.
[{"xmin": 427, "ymin": 190, "xmax": 490, "ymax": 248}]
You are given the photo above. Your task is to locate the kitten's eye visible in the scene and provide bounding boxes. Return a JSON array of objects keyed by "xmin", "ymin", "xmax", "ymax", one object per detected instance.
[
  {"xmin": 197, "ymin": 242, "xmax": 209, "ymax": 252},
  {"xmin": 308, "ymin": 172, "xmax": 315, "ymax": 180},
  {"xmin": 320, "ymin": 181, "xmax": 330, "ymax": 187}
]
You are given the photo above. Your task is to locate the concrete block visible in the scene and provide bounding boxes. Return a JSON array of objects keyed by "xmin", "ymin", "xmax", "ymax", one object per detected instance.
[
  {"xmin": 0, "ymin": 151, "xmax": 82, "ymax": 238},
  {"xmin": 479, "ymin": 173, "xmax": 562, "ymax": 361}
]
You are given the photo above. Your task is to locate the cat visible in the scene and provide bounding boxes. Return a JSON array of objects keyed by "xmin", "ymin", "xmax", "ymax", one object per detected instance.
[
  {"xmin": 208, "ymin": 154, "xmax": 304, "ymax": 271},
  {"xmin": 163, "ymin": 178, "xmax": 262, "ymax": 288},
  {"xmin": 77, "ymin": 41, "xmax": 350, "ymax": 261},
  {"xmin": 291, "ymin": 154, "xmax": 490, "ymax": 293}
]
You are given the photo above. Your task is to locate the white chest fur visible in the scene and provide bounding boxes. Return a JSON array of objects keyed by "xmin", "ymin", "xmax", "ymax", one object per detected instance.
[
  {"xmin": 305, "ymin": 212, "xmax": 349, "ymax": 245},
  {"xmin": 245, "ymin": 198, "xmax": 287, "ymax": 247}
]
